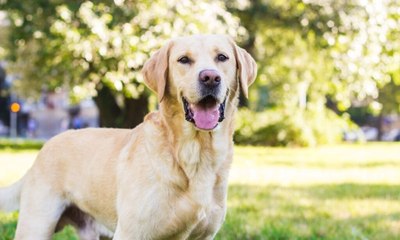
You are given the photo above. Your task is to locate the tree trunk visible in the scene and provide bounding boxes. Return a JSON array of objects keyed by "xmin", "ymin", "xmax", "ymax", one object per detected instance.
[
  {"xmin": 377, "ymin": 112, "xmax": 384, "ymax": 141},
  {"xmin": 93, "ymin": 84, "xmax": 149, "ymax": 128},
  {"xmin": 93, "ymin": 84, "xmax": 122, "ymax": 128},
  {"xmin": 122, "ymin": 93, "xmax": 149, "ymax": 128}
]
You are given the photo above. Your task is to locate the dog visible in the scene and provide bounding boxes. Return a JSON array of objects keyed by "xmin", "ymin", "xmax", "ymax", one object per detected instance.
[{"xmin": 0, "ymin": 34, "xmax": 256, "ymax": 239}]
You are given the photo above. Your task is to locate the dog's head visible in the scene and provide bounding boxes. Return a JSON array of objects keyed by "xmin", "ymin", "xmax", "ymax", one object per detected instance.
[{"xmin": 142, "ymin": 34, "xmax": 257, "ymax": 131}]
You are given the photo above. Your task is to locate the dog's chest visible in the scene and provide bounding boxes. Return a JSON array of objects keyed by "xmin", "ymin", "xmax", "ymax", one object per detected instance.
[
  {"xmin": 168, "ymin": 137, "xmax": 228, "ymax": 237},
  {"xmin": 178, "ymin": 138, "xmax": 226, "ymax": 204},
  {"xmin": 118, "ymin": 127, "xmax": 229, "ymax": 238}
]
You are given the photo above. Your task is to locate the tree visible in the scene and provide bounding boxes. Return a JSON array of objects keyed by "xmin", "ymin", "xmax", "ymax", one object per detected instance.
[
  {"xmin": 229, "ymin": 0, "xmax": 400, "ymax": 145},
  {"xmin": 0, "ymin": 64, "xmax": 9, "ymax": 126},
  {"xmin": 0, "ymin": 0, "xmax": 243, "ymax": 127},
  {"xmin": 229, "ymin": 0, "xmax": 400, "ymax": 110}
]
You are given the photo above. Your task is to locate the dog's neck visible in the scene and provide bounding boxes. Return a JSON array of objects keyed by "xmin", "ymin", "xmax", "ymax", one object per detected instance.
[
  {"xmin": 157, "ymin": 97, "xmax": 236, "ymax": 204},
  {"xmin": 160, "ymin": 101, "xmax": 233, "ymax": 172}
]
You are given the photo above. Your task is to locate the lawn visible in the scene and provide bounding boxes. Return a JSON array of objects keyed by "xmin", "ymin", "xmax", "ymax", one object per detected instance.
[{"xmin": 1, "ymin": 143, "xmax": 400, "ymax": 239}]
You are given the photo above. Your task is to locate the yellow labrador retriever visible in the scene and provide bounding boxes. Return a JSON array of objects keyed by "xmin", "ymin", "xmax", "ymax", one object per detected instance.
[{"xmin": 0, "ymin": 34, "xmax": 256, "ymax": 239}]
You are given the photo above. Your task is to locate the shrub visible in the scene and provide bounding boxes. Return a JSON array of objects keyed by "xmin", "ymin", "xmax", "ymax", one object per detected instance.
[{"xmin": 234, "ymin": 108, "xmax": 356, "ymax": 147}]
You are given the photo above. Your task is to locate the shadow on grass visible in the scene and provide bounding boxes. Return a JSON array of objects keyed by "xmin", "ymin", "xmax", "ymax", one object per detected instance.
[{"xmin": 217, "ymin": 183, "xmax": 400, "ymax": 240}]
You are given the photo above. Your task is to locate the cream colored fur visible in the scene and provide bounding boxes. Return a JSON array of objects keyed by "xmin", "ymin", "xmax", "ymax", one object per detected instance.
[{"xmin": 0, "ymin": 34, "xmax": 256, "ymax": 240}]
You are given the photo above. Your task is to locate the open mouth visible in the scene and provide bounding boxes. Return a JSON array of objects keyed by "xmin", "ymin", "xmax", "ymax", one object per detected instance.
[{"xmin": 182, "ymin": 95, "xmax": 226, "ymax": 130}]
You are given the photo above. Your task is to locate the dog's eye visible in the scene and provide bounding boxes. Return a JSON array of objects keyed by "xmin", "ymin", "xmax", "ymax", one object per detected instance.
[
  {"xmin": 178, "ymin": 56, "xmax": 191, "ymax": 64},
  {"xmin": 216, "ymin": 54, "xmax": 229, "ymax": 62}
]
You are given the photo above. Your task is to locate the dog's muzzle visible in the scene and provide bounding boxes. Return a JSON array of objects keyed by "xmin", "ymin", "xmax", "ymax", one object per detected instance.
[{"xmin": 182, "ymin": 94, "xmax": 226, "ymax": 131}]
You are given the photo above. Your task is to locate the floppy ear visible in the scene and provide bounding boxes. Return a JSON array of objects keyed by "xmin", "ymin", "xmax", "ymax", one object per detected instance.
[
  {"xmin": 141, "ymin": 41, "xmax": 172, "ymax": 102},
  {"xmin": 233, "ymin": 43, "xmax": 257, "ymax": 98}
]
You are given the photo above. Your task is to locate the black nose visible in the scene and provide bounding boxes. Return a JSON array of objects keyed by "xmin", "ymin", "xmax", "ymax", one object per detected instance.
[{"xmin": 199, "ymin": 69, "xmax": 221, "ymax": 88}]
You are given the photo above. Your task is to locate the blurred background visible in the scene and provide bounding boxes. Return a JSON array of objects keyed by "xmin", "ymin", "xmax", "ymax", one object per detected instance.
[
  {"xmin": 0, "ymin": 0, "xmax": 399, "ymax": 145},
  {"xmin": 1, "ymin": 1, "xmax": 400, "ymax": 239}
]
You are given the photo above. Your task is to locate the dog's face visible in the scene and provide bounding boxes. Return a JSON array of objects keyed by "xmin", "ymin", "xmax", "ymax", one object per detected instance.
[{"xmin": 142, "ymin": 35, "xmax": 257, "ymax": 131}]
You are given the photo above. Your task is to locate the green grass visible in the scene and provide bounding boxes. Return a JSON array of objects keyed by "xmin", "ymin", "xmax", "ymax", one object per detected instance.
[
  {"xmin": 0, "ymin": 138, "xmax": 44, "ymax": 151},
  {"xmin": 1, "ymin": 143, "xmax": 400, "ymax": 239}
]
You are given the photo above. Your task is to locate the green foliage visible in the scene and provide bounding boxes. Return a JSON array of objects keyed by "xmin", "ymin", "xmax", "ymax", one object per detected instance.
[
  {"xmin": 234, "ymin": 0, "xmax": 400, "ymax": 112},
  {"xmin": 235, "ymin": 108, "xmax": 355, "ymax": 146},
  {"xmin": 230, "ymin": 0, "xmax": 400, "ymax": 145},
  {"xmin": 1, "ymin": 0, "xmax": 242, "ymax": 100},
  {"xmin": 0, "ymin": 0, "xmax": 243, "ymax": 127},
  {"xmin": 378, "ymin": 72, "xmax": 400, "ymax": 115}
]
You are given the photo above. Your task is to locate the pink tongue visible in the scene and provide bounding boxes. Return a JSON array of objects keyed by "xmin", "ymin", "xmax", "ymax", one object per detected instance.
[{"xmin": 192, "ymin": 104, "xmax": 220, "ymax": 130}]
